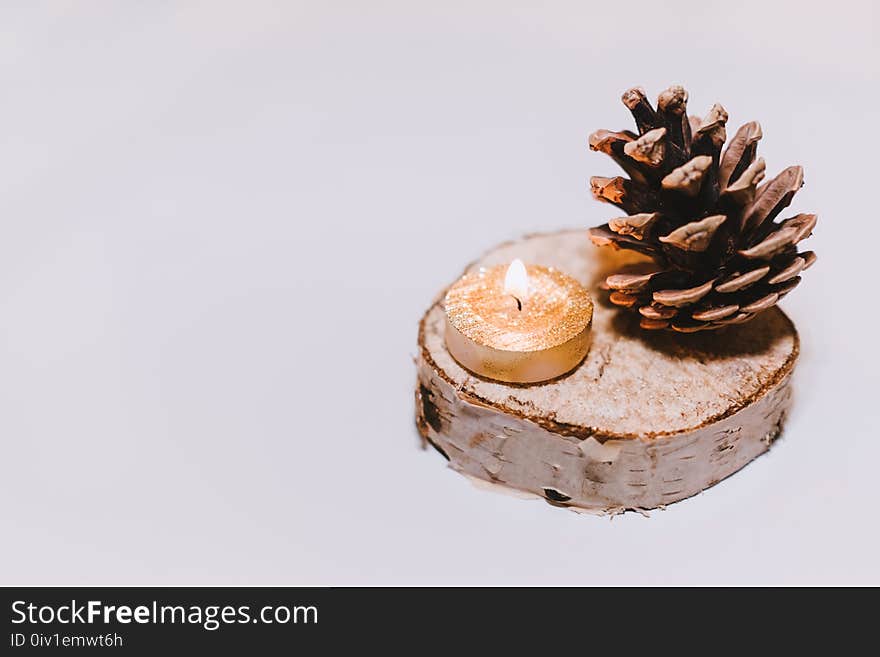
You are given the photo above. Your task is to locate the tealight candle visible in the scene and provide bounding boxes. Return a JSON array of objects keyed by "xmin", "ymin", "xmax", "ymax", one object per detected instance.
[{"xmin": 444, "ymin": 259, "xmax": 593, "ymax": 384}]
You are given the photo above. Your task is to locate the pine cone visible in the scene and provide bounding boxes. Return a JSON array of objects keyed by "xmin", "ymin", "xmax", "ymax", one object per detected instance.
[{"xmin": 588, "ymin": 85, "xmax": 817, "ymax": 332}]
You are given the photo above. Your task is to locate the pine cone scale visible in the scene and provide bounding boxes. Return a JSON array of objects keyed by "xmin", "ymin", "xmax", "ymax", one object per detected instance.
[
  {"xmin": 715, "ymin": 265, "xmax": 771, "ymax": 292},
  {"xmin": 766, "ymin": 256, "xmax": 806, "ymax": 284}
]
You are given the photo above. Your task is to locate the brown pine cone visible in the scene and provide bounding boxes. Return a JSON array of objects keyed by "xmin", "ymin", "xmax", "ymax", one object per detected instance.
[{"xmin": 588, "ymin": 85, "xmax": 817, "ymax": 332}]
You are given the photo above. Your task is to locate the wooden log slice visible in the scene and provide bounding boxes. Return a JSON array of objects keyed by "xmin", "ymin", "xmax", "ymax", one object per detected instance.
[{"xmin": 415, "ymin": 230, "xmax": 798, "ymax": 513}]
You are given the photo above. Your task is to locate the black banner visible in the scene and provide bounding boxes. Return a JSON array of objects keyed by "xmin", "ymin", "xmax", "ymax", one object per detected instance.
[{"xmin": 0, "ymin": 586, "xmax": 860, "ymax": 652}]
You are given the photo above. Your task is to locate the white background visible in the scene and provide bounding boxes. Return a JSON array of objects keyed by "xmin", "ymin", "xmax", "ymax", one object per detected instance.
[{"xmin": 1, "ymin": 1, "xmax": 877, "ymax": 585}]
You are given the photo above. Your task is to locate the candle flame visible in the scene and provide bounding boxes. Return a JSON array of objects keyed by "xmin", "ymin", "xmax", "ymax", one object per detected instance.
[{"xmin": 503, "ymin": 259, "xmax": 529, "ymax": 302}]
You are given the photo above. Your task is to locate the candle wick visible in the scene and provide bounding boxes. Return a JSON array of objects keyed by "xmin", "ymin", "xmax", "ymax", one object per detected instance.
[{"xmin": 512, "ymin": 296, "xmax": 522, "ymax": 311}]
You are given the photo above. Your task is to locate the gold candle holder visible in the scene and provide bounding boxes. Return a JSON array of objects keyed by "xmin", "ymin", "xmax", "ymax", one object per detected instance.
[{"xmin": 444, "ymin": 260, "xmax": 593, "ymax": 384}]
